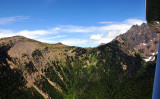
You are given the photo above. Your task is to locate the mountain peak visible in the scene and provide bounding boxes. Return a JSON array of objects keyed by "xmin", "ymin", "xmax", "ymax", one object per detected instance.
[
  {"xmin": 56, "ymin": 42, "xmax": 64, "ymax": 45},
  {"xmin": 0, "ymin": 23, "xmax": 156, "ymax": 98},
  {"xmin": 117, "ymin": 23, "xmax": 158, "ymax": 61}
]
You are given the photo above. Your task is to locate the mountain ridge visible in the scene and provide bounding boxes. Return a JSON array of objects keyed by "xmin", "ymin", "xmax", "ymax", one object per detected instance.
[
  {"xmin": 0, "ymin": 23, "xmax": 157, "ymax": 99},
  {"xmin": 113, "ymin": 23, "xmax": 159, "ymax": 61}
]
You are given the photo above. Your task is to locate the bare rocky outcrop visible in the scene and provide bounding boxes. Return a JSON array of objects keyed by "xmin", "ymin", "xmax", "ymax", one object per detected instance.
[{"xmin": 115, "ymin": 23, "xmax": 159, "ymax": 61}]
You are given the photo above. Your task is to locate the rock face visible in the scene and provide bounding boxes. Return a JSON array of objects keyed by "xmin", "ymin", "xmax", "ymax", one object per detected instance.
[
  {"xmin": 116, "ymin": 23, "xmax": 159, "ymax": 61},
  {"xmin": 0, "ymin": 24, "xmax": 157, "ymax": 99}
]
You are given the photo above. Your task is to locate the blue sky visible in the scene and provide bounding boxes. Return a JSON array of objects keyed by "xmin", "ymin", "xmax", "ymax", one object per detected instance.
[{"xmin": 0, "ymin": 0, "xmax": 145, "ymax": 47}]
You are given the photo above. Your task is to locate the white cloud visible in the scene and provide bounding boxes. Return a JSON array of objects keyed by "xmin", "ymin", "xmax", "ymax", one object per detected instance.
[
  {"xmin": 60, "ymin": 39, "xmax": 88, "ymax": 45},
  {"xmin": 0, "ymin": 29, "xmax": 16, "ymax": 38},
  {"xmin": 86, "ymin": 18, "xmax": 145, "ymax": 45},
  {"xmin": 18, "ymin": 30, "xmax": 50, "ymax": 38},
  {"xmin": 36, "ymin": 39, "xmax": 56, "ymax": 44},
  {"xmin": 51, "ymin": 19, "xmax": 145, "ymax": 35},
  {"xmin": 90, "ymin": 34, "xmax": 103, "ymax": 40},
  {"xmin": 0, "ymin": 29, "xmax": 51, "ymax": 39},
  {"xmin": 0, "ymin": 33, "xmax": 16, "ymax": 38},
  {"xmin": 107, "ymin": 31, "xmax": 118, "ymax": 38},
  {"xmin": 124, "ymin": 18, "xmax": 145, "ymax": 25},
  {"xmin": 57, "ymin": 25, "xmax": 93, "ymax": 33},
  {"xmin": 98, "ymin": 21, "xmax": 116, "ymax": 24},
  {"xmin": 46, "ymin": 35, "xmax": 66, "ymax": 39},
  {"xmin": 34, "ymin": 35, "xmax": 67, "ymax": 44},
  {"xmin": 37, "ymin": 35, "xmax": 66, "ymax": 42},
  {"xmin": 88, "ymin": 34, "xmax": 114, "ymax": 44},
  {"xmin": 100, "ymin": 24, "xmax": 130, "ymax": 31},
  {"xmin": 0, "ymin": 16, "xmax": 30, "ymax": 25},
  {"xmin": 96, "ymin": 37, "xmax": 114, "ymax": 44},
  {"xmin": 0, "ymin": 18, "xmax": 145, "ymax": 47}
]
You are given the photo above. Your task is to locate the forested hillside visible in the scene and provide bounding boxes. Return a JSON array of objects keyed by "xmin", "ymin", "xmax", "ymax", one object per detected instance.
[{"xmin": 0, "ymin": 23, "xmax": 157, "ymax": 99}]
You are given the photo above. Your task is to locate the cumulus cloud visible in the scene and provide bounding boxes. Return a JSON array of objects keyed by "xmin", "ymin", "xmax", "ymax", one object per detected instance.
[
  {"xmin": 90, "ymin": 34, "xmax": 103, "ymax": 40},
  {"xmin": 95, "ymin": 37, "xmax": 114, "ymax": 44},
  {"xmin": 0, "ymin": 16, "xmax": 30, "ymax": 25}
]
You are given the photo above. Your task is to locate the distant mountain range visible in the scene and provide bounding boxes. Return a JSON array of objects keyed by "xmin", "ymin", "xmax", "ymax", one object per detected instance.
[{"xmin": 0, "ymin": 23, "xmax": 157, "ymax": 99}]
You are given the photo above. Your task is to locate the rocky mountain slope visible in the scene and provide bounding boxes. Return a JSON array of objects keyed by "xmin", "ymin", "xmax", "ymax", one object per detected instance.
[
  {"xmin": 117, "ymin": 23, "xmax": 159, "ymax": 61},
  {"xmin": 0, "ymin": 23, "xmax": 157, "ymax": 99}
]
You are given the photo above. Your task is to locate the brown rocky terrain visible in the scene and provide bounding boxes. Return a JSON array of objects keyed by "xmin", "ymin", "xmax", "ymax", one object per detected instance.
[
  {"xmin": 115, "ymin": 23, "xmax": 159, "ymax": 61},
  {"xmin": 0, "ymin": 23, "xmax": 157, "ymax": 99}
]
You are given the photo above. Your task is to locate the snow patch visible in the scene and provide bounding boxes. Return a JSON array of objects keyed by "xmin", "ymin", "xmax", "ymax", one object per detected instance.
[
  {"xmin": 151, "ymin": 57, "xmax": 155, "ymax": 61},
  {"xmin": 151, "ymin": 53, "xmax": 155, "ymax": 56},
  {"xmin": 153, "ymin": 52, "xmax": 158, "ymax": 55},
  {"xmin": 145, "ymin": 52, "xmax": 157, "ymax": 62},
  {"xmin": 144, "ymin": 56, "xmax": 152, "ymax": 62},
  {"xmin": 140, "ymin": 43, "xmax": 147, "ymax": 46}
]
